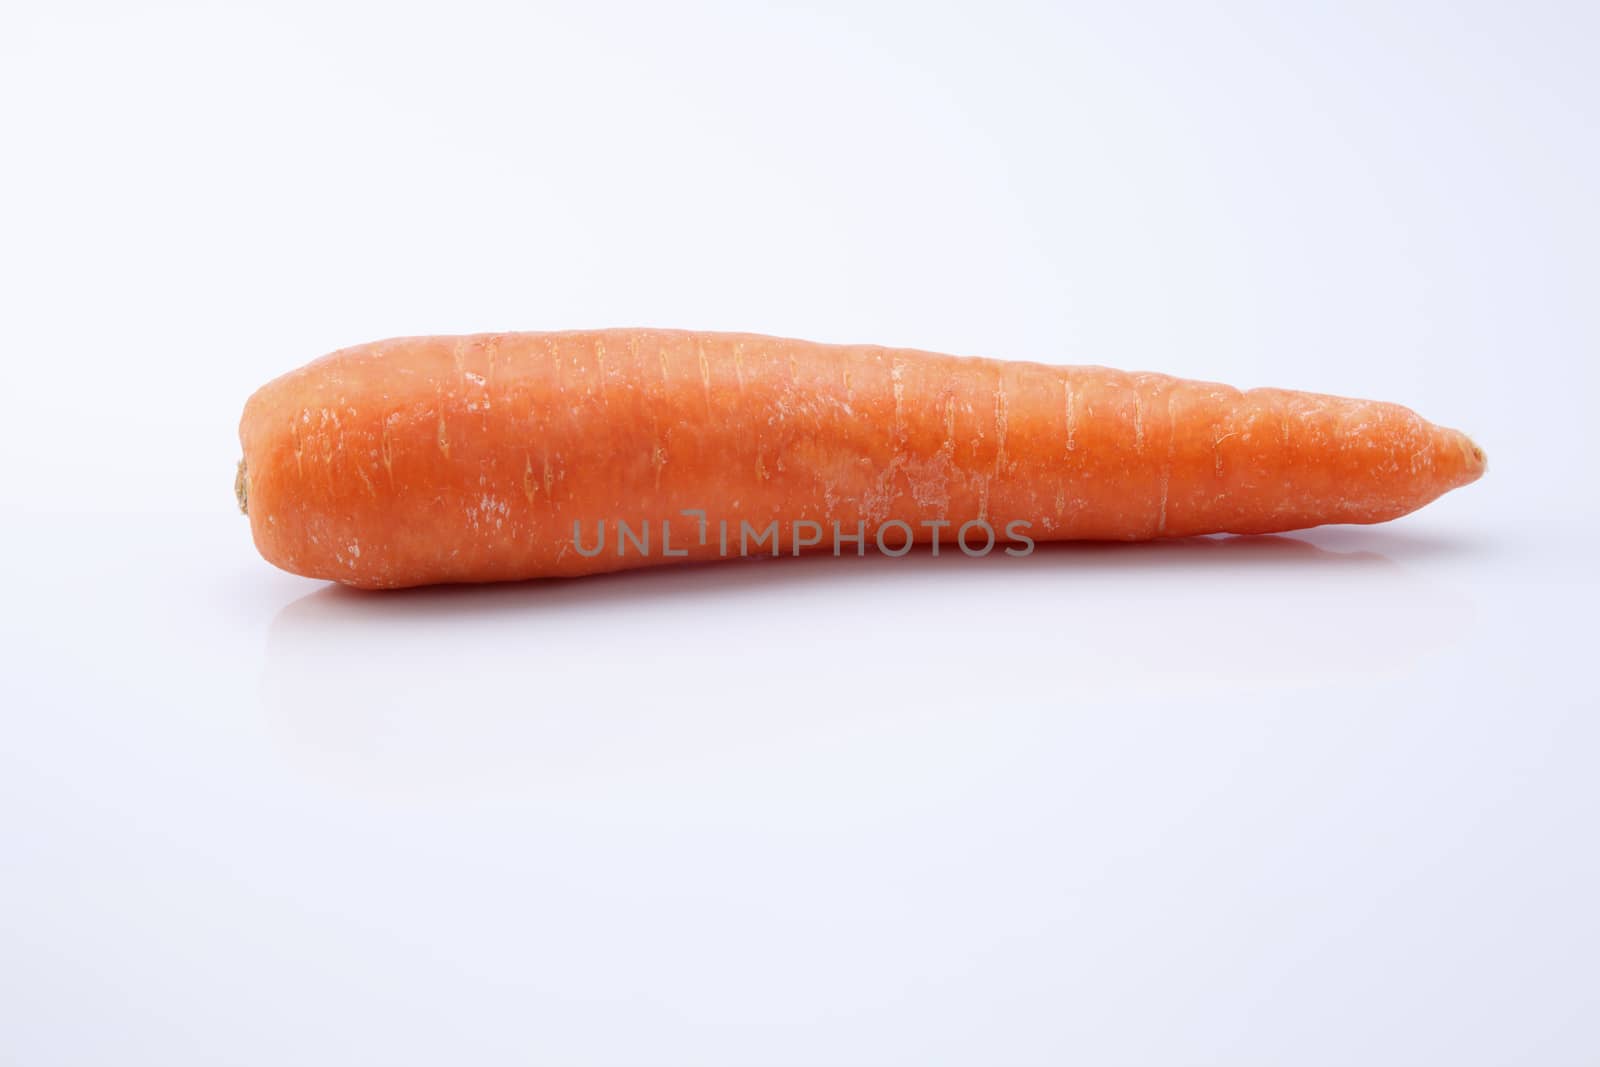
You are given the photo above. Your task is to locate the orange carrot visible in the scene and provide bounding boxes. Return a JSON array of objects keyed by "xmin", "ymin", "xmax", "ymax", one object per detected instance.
[{"xmin": 236, "ymin": 330, "xmax": 1484, "ymax": 588}]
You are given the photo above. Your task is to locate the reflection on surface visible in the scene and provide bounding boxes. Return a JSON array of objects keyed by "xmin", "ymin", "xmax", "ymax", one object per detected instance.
[{"xmin": 261, "ymin": 532, "xmax": 1475, "ymax": 801}]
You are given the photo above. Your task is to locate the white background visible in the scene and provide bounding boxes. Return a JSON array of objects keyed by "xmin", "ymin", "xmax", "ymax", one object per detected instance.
[{"xmin": 4, "ymin": 1, "xmax": 1597, "ymax": 1063}]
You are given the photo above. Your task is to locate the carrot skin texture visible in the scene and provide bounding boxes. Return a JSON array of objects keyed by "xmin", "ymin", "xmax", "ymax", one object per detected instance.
[{"xmin": 238, "ymin": 330, "xmax": 1485, "ymax": 588}]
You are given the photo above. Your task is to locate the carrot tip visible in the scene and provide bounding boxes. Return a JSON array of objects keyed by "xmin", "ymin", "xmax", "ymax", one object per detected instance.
[{"xmin": 235, "ymin": 459, "xmax": 249, "ymax": 515}]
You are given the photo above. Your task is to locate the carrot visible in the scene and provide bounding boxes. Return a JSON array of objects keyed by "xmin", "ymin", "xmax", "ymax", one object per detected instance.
[{"xmin": 236, "ymin": 329, "xmax": 1485, "ymax": 588}]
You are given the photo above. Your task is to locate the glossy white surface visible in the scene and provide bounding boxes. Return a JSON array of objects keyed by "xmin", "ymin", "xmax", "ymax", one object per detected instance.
[{"xmin": 4, "ymin": 2, "xmax": 1596, "ymax": 1063}]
